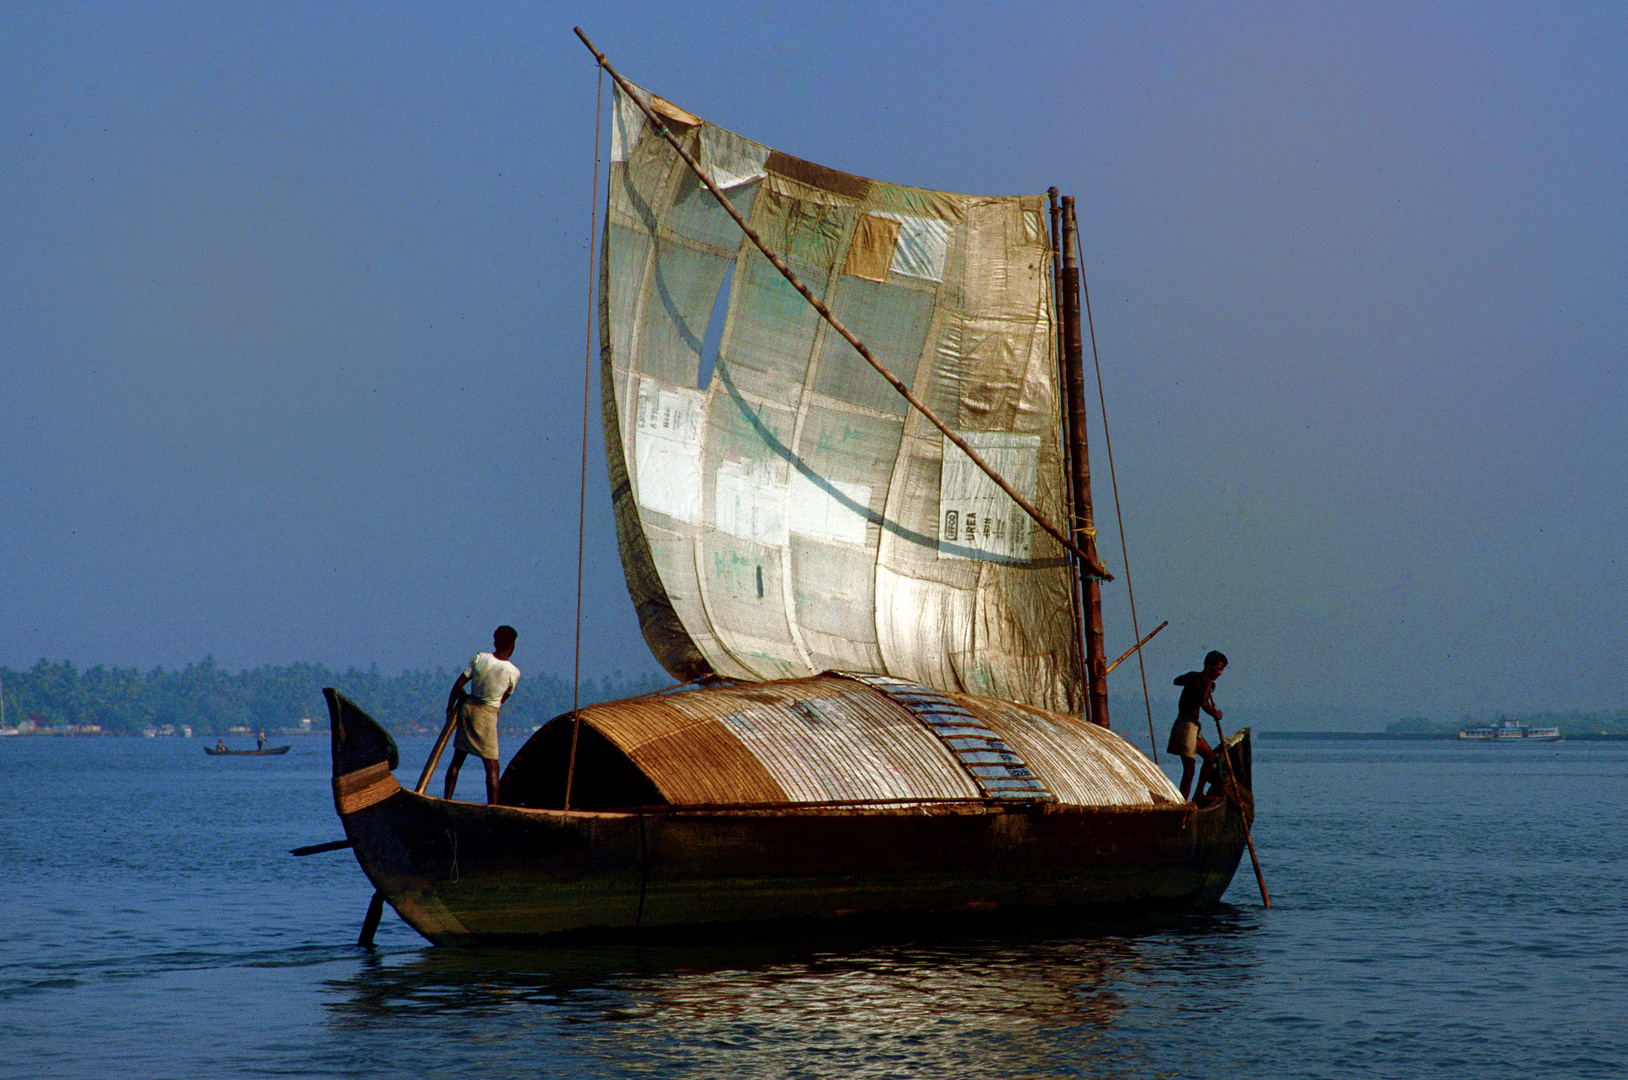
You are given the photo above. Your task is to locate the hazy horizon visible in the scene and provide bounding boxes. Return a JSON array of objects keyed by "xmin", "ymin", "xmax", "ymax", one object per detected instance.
[{"xmin": 4, "ymin": 2, "xmax": 1623, "ymax": 726}]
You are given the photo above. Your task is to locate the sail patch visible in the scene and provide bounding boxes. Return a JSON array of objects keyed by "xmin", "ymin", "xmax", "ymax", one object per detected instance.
[
  {"xmin": 611, "ymin": 83, "xmax": 652, "ymax": 163},
  {"xmin": 871, "ymin": 212, "xmax": 952, "ymax": 282},
  {"xmin": 790, "ymin": 471, "xmax": 871, "ymax": 545},
  {"xmin": 634, "ymin": 380, "xmax": 706, "ymax": 524},
  {"xmin": 714, "ymin": 464, "xmax": 872, "ymax": 547},
  {"xmin": 844, "ymin": 214, "xmax": 901, "ymax": 283},
  {"xmin": 715, "ymin": 461, "xmax": 787, "ymax": 545},
  {"xmin": 699, "ymin": 125, "xmax": 769, "ymax": 190},
  {"xmin": 938, "ymin": 432, "xmax": 1039, "ymax": 562}
]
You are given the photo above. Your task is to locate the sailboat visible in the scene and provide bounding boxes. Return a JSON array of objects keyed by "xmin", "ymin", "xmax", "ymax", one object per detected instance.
[{"xmin": 323, "ymin": 33, "xmax": 1255, "ymax": 945}]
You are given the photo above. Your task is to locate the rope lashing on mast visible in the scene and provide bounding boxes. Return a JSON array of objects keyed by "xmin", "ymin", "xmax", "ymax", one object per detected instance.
[{"xmin": 573, "ymin": 27, "xmax": 1111, "ymax": 581}]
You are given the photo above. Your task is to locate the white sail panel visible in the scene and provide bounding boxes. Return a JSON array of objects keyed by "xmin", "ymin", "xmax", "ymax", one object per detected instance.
[
  {"xmin": 610, "ymin": 83, "xmax": 649, "ymax": 162},
  {"xmin": 601, "ymin": 81, "xmax": 1083, "ymax": 713},
  {"xmin": 714, "ymin": 459, "xmax": 787, "ymax": 545},
  {"xmin": 789, "ymin": 471, "xmax": 871, "ymax": 545},
  {"xmin": 634, "ymin": 380, "xmax": 705, "ymax": 524},
  {"xmin": 699, "ymin": 124, "xmax": 769, "ymax": 190},
  {"xmin": 870, "ymin": 211, "xmax": 952, "ymax": 281}
]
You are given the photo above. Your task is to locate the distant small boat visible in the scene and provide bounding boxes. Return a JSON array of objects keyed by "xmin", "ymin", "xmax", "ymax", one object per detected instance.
[
  {"xmin": 1458, "ymin": 720, "xmax": 1562, "ymax": 742},
  {"xmin": 204, "ymin": 745, "xmax": 292, "ymax": 756}
]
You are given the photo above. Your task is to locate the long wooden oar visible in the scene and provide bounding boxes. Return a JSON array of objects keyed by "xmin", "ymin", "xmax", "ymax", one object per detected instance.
[
  {"xmin": 1212, "ymin": 716, "xmax": 1270, "ymax": 908},
  {"xmin": 357, "ymin": 703, "xmax": 460, "ymax": 947},
  {"xmin": 290, "ymin": 839, "xmax": 352, "ymax": 856}
]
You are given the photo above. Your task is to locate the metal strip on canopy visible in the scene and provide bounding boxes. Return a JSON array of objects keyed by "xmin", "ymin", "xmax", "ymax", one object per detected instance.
[{"xmin": 841, "ymin": 672, "xmax": 1054, "ymax": 801}]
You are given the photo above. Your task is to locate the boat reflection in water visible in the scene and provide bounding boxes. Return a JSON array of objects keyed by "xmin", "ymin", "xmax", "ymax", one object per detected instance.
[{"xmin": 322, "ymin": 913, "xmax": 1260, "ymax": 1076}]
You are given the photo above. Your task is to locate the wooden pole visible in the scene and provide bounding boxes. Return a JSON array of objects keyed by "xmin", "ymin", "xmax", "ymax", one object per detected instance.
[
  {"xmin": 565, "ymin": 64, "xmax": 607, "ymax": 813},
  {"xmin": 1104, "ymin": 620, "xmax": 1168, "ymax": 676},
  {"xmin": 358, "ymin": 891, "xmax": 385, "ymax": 948},
  {"xmin": 290, "ymin": 839, "xmax": 352, "ymax": 857},
  {"xmin": 572, "ymin": 27, "xmax": 1110, "ymax": 580},
  {"xmin": 1050, "ymin": 188, "xmax": 1088, "ymax": 675},
  {"xmin": 1059, "ymin": 198, "xmax": 1110, "ymax": 727},
  {"xmin": 563, "ymin": 713, "xmax": 583, "ymax": 811},
  {"xmin": 414, "ymin": 708, "xmax": 460, "ymax": 795},
  {"xmin": 1211, "ymin": 717, "xmax": 1271, "ymax": 908}
]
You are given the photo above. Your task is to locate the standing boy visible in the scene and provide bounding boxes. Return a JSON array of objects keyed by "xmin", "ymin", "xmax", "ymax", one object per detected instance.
[
  {"xmin": 1167, "ymin": 650, "xmax": 1227, "ymax": 801},
  {"xmin": 443, "ymin": 625, "xmax": 520, "ymax": 805}
]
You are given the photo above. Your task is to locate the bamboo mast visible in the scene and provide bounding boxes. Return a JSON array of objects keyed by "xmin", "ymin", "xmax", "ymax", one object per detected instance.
[
  {"xmin": 1049, "ymin": 188, "xmax": 1088, "ymax": 672},
  {"xmin": 573, "ymin": 27, "xmax": 1110, "ymax": 580},
  {"xmin": 1060, "ymin": 197, "xmax": 1110, "ymax": 729}
]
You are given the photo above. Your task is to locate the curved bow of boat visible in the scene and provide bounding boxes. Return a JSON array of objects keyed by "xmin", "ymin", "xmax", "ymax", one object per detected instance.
[{"xmin": 326, "ymin": 687, "xmax": 399, "ymax": 778}]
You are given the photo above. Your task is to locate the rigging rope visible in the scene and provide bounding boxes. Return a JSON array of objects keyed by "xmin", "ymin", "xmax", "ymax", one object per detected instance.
[
  {"xmin": 565, "ymin": 67, "xmax": 605, "ymax": 811},
  {"xmin": 1074, "ymin": 227, "xmax": 1160, "ymax": 760}
]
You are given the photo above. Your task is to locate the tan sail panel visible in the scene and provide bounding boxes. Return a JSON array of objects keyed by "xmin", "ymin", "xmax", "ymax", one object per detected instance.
[{"xmin": 601, "ymin": 81, "xmax": 1083, "ymax": 713}]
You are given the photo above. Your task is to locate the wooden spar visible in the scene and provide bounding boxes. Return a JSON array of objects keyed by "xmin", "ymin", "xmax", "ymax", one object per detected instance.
[
  {"xmin": 572, "ymin": 27, "xmax": 1111, "ymax": 580},
  {"xmin": 1060, "ymin": 198, "xmax": 1111, "ymax": 727},
  {"xmin": 1104, "ymin": 620, "xmax": 1169, "ymax": 676},
  {"xmin": 415, "ymin": 708, "xmax": 459, "ymax": 795},
  {"xmin": 1050, "ymin": 188, "xmax": 1088, "ymax": 674},
  {"xmin": 563, "ymin": 714, "xmax": 583, "ymax": 810},
  {"xmin": 1213, "ymin": 717, "xmax": 1270, "ymax": 908}
]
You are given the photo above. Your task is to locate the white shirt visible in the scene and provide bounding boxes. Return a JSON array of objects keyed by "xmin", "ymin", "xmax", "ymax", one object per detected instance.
[{"xmin": 463, "ymin": 652, "xmax": 520, "ymax": 708}]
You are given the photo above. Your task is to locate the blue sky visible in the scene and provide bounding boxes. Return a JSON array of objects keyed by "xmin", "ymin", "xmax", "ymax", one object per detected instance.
[{"xmin": 3, "ymin": 1, "xmax": 1623, "ymax": 724}]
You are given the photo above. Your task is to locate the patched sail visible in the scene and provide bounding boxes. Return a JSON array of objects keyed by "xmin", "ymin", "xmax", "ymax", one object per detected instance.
[{"xmin": 601, "ymin": 82, "xmax": 1083, "ymax": 714}]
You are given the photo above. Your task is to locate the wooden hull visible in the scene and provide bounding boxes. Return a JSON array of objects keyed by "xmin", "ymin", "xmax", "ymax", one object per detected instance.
[
  {"xmin": 205, "ymin": 745, "xmax": 291, "ymax": 755},
  {"xmin": 325, "ymin": 689, "xmax": 1252, "ymax": 945},
  {"xmin": 342, "ymin": 788, "xmax": 1247, "ymax": 945}
]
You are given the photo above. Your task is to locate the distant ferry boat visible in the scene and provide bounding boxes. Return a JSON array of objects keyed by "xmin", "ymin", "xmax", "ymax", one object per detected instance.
[{"xmin": 1459, "ymin": 719, "xmax": 1562, "ymax": 741}]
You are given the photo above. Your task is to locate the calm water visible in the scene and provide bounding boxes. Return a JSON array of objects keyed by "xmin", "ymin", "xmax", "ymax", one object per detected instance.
[{"xmin": 1, "ymin": 734, "xmax": 1623, "ymax": 1079}]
